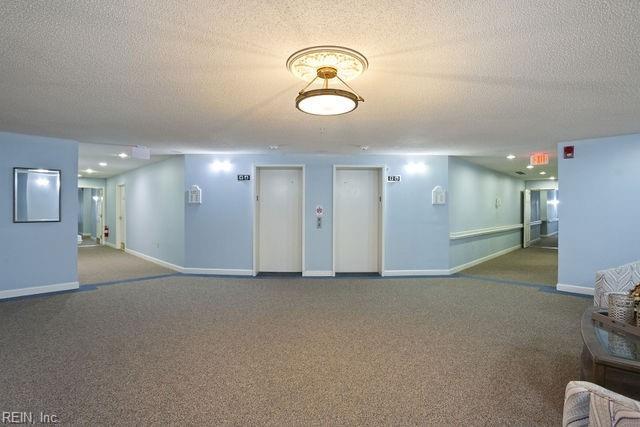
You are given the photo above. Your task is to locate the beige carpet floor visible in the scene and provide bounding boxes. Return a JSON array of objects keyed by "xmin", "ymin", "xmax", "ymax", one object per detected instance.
[
  {"xmin": 461, "ymin": 247, "xmax": 558, "ymax": 286},
  {"xmin": 78, "ymin": 245, "xmax": 174, "ymax": 284},
  {"xmin": 0, "ymin": 266, "xmax": 589, "ymax": 425},
  {"xmin": 532, "ymin": 234, "xmax": 559, "ymax": 249}
]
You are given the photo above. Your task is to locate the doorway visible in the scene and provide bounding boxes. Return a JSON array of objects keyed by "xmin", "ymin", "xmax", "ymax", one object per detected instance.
[
  {"xmin": 115, "ymin": 184, "xmax": 126, "ymax": 250},
  {"xmin": 77, "ymin": 186, "xmax": 104, "ymax": 246},
  {"xmin": 253, "ymin": 166, "xmax": 304, "ymax": 274},
  {"xmin": 522, "ymin": 188, "xmax": 559, "ymax": 249},
  {"xmin": 333, "ymin": 166, "xmax": 385, "ymax": 274}
]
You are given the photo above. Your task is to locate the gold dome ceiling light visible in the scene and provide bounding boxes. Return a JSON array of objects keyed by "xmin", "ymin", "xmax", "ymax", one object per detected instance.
[{"xmin": 286, "ymin": 46, "xmax": 368, "ymax": 116}]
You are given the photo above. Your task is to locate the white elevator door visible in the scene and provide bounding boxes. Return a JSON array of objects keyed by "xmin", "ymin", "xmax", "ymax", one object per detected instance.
[
  {"xmin": 258, "ymin": 168, "xmax": 302, "ymax": 272},
  {"xmin": 335, "ymin": 168, "xmax": 380, "ymax": 273}
]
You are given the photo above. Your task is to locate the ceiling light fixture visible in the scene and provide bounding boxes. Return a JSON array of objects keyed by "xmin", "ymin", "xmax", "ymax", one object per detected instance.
[
  {"xmin": 268, "ymin": 145, "xmax": 279, "ymax": 150},
  {"xmin": 506, "ymin": 154, "xmax": 516, "ymax": 160},
  {"xmin": 549, "ymin": 176, "xmax": 556, "ymax": 180},
  {"xmin": 85, "ymin": 169, "xmax": 95, "ymax": 174},
  {"xmin": 539, "ymin": 171, "xmax": 547, "ymax": 175},
  {"xmin": 99, "ymin": 162, "xmax": 107, "ymax": 167},
  {"xmin": 117, "ymin": 152, "xmax": 129, "ymax": 159},
  {"xmin": 78, "ymin": 174, "xmax": 82, "ymax": 178},
  {"xmin": 526, "ymin": 165, "xmax": 534, "ymax": 169},
  {"xmin": 287, "ymin": 46, "xmax": 367, "ymax": 116}
]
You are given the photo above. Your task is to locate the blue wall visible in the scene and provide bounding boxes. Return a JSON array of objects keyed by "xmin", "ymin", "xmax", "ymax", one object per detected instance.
[
  {"xmin": 448, "ymin": 157, "xmax": 524, "ymax": 269},
  {"xmin": 105, "ymin": 156, "xmax": 185, "ymax": 266},
  {"xmin": 558, "ymin": 133, "xmax": 640, "ymax": 289},
  {"xmin": 0, "ymin": 132, "xmax": 78, "ymax": 293},
  {"xmin": 184, "ymin": 154, "xmax": 450, "ymax": 273}
]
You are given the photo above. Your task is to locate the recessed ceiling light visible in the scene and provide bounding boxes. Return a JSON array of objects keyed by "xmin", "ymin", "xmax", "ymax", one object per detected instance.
[
  {"xmin": 117, "ymin": 152, "xmax": 129, "ymax": 159},
  {"xmin": 539, "ymin": 171, "xmax": 546, "ymax": 175},
  {"xmin": 360, "ymin": 145, "xmax": 369, "ymax": 151},
  {"xmin": 85, "ymin": 169, "xmax": 95, "ymax": 174},
  {"xmin": 99, "ymin": 162, "xmax": 107, "ymax": 167},
  {"xmin": 526, "ymin": 165, "xmax": 534, "ymax": 169},
  {"xmin": 268, "ymin": 145, "xmax": 279, "ymax": 150},
  {"xmin": 549, "ymin": 176, "xmax": 556, "ymax": 180},
  {"xmin": 287, "ymin": 46, "xmax": 367, "ymax": 116},
  {"xmin": 506, "ymin": 154, "xmax": 516, "ymax": 160},
  {"xmin": 78, "ymin": 174, "xmax": 82, "ymax": 178}
]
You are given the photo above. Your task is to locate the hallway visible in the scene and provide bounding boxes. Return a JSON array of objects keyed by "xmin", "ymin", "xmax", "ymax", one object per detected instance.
[
  {"xmin": 461, "ymin": 247, "xmax": 558, "ymax": 286},
  {"xmin": 531, "ymin": 234, "xmax": 558, "ymax": 249},
  {"xmin": 78, "ymin": 245, "xmax": 173, "ymax": 285}
]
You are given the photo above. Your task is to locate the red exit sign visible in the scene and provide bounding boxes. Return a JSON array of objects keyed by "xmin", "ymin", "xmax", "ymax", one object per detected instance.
[{"xmin": 530, "ymin": 152, "xmax": 549, "ymax": 166}]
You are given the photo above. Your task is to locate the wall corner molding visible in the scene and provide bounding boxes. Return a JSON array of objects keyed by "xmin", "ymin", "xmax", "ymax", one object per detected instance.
[
  {"xmin": 124, "ymin": 248, "xmax": 183, "ymax": 272},
  {"xmin": 382, "ymin": 269, "xmax": 451, "ymax": 277},
  {"xmin": 449, "ymin": 244, "xmax": 521, "ymax": 273},
  {"xmin": 0, "ymin": 281, "xmax": 79, "ymax": 300},
  {"xmin": 181, "ymin": 267, "xmax": 253, "ymax": 276},
  {"xmin": 302, "ymin": 270, "xmax": 335, "ymax": 277},
  {"xmin": 124, "ymin": 247, "xmax": 253, "ymax": 276},
  {"xmin": 556, "ymin": 283, "xmax": 595, "ymax": 296}
]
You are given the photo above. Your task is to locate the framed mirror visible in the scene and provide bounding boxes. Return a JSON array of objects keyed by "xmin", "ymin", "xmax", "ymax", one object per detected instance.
[{"xmin": 14, "ymin": 167, "xmax": 61, "ymax": 223}]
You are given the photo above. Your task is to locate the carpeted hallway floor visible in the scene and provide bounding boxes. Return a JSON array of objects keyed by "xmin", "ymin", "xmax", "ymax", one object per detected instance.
[
  {"xmin": 0, "ymin": 247, "xmax": 588, "ymax": 425},
  {"xmin": 78, "ymin": 245, "xmax": 174, "ymax": 284},
  {"xmin": 461, "ymin": 247, "xmax": 558, "ymax": 286},
  {"xmin": 531, "ymin": 234, "xmax": 559, "ymax": 249}
]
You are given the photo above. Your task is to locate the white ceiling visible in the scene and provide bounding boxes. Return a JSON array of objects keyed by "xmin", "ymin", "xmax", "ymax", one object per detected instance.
[{"xmin": 1, "ymin": 0, "xmax": 639, "ymax": 178}]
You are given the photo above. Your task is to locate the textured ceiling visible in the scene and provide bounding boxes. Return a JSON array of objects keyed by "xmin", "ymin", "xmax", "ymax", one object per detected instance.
[{"xmin": 1, "ymin": 0, "xmax": 639, "ymax": 177}]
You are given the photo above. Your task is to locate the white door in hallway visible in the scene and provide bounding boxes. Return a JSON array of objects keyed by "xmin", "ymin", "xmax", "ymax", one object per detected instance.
[
  {"xmin": 95, "ymin": 189, "xmax": 104, "ymax": 243},
  {"xmin": 522, "ymin": 189, "xmax": 531, "ymax": 248},
  {"xmin": 335, "ymin": 168, "xmax": 381, "ymax": 273},
  {"xmin": 257, "ymin": 168, "xmax": 303, "ymax": 272},
  {"xmin": 116, "ymin": 185, "xmax": 126, "ymax": 250}
]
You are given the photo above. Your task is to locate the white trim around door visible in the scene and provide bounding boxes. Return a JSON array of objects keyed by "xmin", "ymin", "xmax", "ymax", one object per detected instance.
[
  {"xmin": 332, "ymin": 165, "xmax": 386, "ymax": 275},
  {"xmin": 252, "ymin": 165, "xmax": 306, "ymax": 276}
]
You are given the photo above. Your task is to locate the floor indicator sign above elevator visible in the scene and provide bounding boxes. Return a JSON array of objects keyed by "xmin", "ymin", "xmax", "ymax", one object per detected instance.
[
  {"xmin": 237, "ymin": 174, "xmax": 251, "ymax": 181},
  {"xmin": 387, "ymin": 175, "xmax": 401, "ymax": 182}
]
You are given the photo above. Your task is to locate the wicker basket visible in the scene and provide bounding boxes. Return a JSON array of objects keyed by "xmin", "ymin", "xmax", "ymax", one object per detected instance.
[{"xmin": 608, "ymin": 292, "xmax": 635, "ymax": 324}]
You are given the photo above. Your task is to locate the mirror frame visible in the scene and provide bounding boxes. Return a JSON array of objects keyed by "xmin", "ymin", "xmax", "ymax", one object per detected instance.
[{"xmin": 13, "ymin": 167, "xmax": 62, "ymax": 223}]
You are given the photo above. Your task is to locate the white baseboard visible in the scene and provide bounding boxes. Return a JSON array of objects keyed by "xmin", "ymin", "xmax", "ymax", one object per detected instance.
[
  {"xmin": 556, "ymin": 283, "xmax": 595, "ymax": 296},
  {"xmin": 382, "ymin": 269, "xmax": 450, "ymax": 277},
  {"xmin": 124, "ymin": 248, "xmax": 252, "ymax": 276},
  {"xmin": 181, "ymin": 267, "xmax": 253, "ymax": 276},
  {"xmin": 541, "ymin": 231, "xmax": 558, "ymax": 237},
  {"xmin": 124, "ymin": 248, "xmax": 182, "ymax": 273},
  {"xmin": 450, "ymin": 244, "xmax": 521, "ymax": 273},
  {"xmin": 0, "ymin": 281, "xmax": 79, "ymax": 300},
  {"xmin": 303, "ymin": 270, "xmax": 335, "ymax": 277}
]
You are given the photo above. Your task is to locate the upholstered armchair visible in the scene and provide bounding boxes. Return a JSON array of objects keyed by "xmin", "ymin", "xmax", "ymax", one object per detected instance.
[
  {"xmin": 563, "ymin": 381, "xmax": 640, "ymax": 426},
  {"xmin": 594, "ymin": 261, "xmax": 640, "ymax": 308}
]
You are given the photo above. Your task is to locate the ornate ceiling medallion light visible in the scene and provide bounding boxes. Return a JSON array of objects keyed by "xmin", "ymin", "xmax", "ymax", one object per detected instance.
[{"xmin": 286, "ymin": 46, "xmax": 368, "ymax": 116}]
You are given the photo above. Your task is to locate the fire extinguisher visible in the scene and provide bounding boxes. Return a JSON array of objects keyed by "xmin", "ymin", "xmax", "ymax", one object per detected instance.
[{"xmin": 104, "ymin": 225, "xmax": 109, "ymax": 238}]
